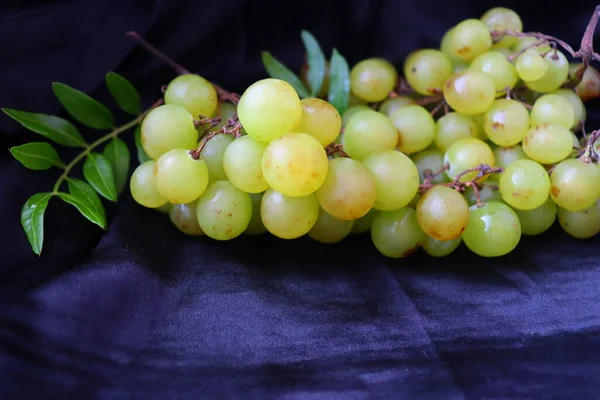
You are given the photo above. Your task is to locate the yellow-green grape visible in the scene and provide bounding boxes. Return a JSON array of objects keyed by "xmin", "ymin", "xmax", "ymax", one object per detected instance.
[
  {"xmin": 570, "ymin": 64, "xmax": 600, "ymax": 102},
  {"xmin": 493, "ymin": 145, "xmax": 529, "ymax": 169},
  {"xmin": 315, "ymin": 158, "xmax": 376, "ymax": 220},
  {"xmin": 550, "ymin": 158, "xmax": 600, "ymax": 212},
  {"xmin": 362, "ymin": 150, "xmax": 420, "ymax": 211},
  {"xmin": 469, "ymin": 51, "xmax": 518, "ymax": 94},
  {"xmin": 343, "ymin": 110, "xmax": 398, "ymax": 160},
  {"xmin": 403, "ymin": 49, "xmax": 453, "ymax": 95},
  {"xmin": 155, "ymin": 203, "xmax": 172, "ymax": 214},
  {"xmin": 558, "ymin": 199, "xmax": 600, "ymax": 239},
  {"xmin": 196, "ymin": 181, "xmax": 252, "ymax": 241},
  {"xmin": 524, "ymin": 50, "xmax": 569, "ymax": 93},
  {"xmin": 351, "ymin": 209, "xmax": 379, "ymax": 234},
  {"xmin": 416, "ymin": 186, "xmax": 470, "ymax": 240},
  {"xmin": 130, "ymin": 161, "xmax": 167, "ymax": 208},
  {"xmin": 499, "ymin": 159, "xmax": 550, "ymax": 210},
  {"xmin": 471, "ymin": 113, "xmax": 489, "ymax": 141},
  {"xmin": 443, "ymin": 71, "xmax": 496, "ymax": 115},
  {"xmin": 513, "ymin": 198, "xmax": 557, "ymax": 236},
  {"xmin": 341, "ymin": 105, "xmax": 371, "ymax": 127},
  {"xmin": 141, "ymin": 104, "xmax": 198, "ymax": 160},
  {"xmin": 512, "ymin": 37, "xmax": 551, "ymax": 54},
  {"xmin": 481, "ymin": 7, "xmax": 523, "ymax": 48},
  {"xmin": 154, "ymin": 149, "xmax": 209, "ymax": 204},
  {"xmin": 445, "ymin": 19, "xmax": 492, "ymax": 62},
  {"xmin": 551, "ymin": 88, "xmax": 586, "ymax": 130},
  {"xmin": 408, "ymin": 193, "xmax": 421, "ymax": 208},
  {"xmin": 378, "ymin": 96, "xmax": 415, "ymax": 117},
  {"xmin": 200, "ymin": 134, "xmax": 234, "ymax": 183},
  {"xmin": 169, "ymin": 200, "xmax": 204, "ymax": 236},
  {"xmin": 371, "ymin": 208, "xmax": 425, "ymax": 258},
  {"xmin": 237, "ymin": 78, "xmax": 302, "ymax": 143},
  {"xmin": 348, "ymin": 92, "xmax": 368, "ymax": 106},
  {"xmin": 463, "ymin": 184, "xmax": 503, "ymax": 206},
  {"xmin": 422, "ymin": 235, "xmax": 462, "ymax": 257},
  {"xmin": 390, "ymin": 105, "xmax": 436, "ymax": 154},
  {"xmin": 530, "ymin": 94, "xmax": 575, "ymax": 129},
  {"xmin": 308, "ymin": 208, "xmax": 354, "ymax": 243},
  {"xmin": 462, "ymin": 202, "xmax": 521, "ymax": 257},
  {"xmin": 483, "ymin": 99, "xmax": 530, "ymax": 147},
  {"xmin": 350, "ymin": 58, "xmax": 398, "ymax": 102},
  {"xmin": 260, "ymin": 189, "xmax": 319, "ymax": 239},
  {"xmin": 223, "ymin": 136, "xmax": 269, "ymax": 194},
  {"xmin": 245, "ymin": 192, "xmax": 267, "ymax": 235},
  {"xmin": 522, "ymin": 124, "xmax": 573, "ymax": 164},
  {"xmin": 515, "ymin": 49, "xmax": 549, "ymax": 81},
  {"xmin": 444, "ymin": 138, "xmax": 495, "ymax": 182},
  {"xmin": 411, "ymin": 149, "xmax": 449, "ymax": 184},
  {"xmin": 164, "ymin": 74, "xmax": 218, "ymax": 119},
  {"xmin": 440, "ymin": 28, "xmax": 463, "ymax": 64},
  {"xmin": 435, "ymin": 112, "xmax": 479, "ymax": 152},
  {"xmin": 295, "ymin": 98, "xmax": 341, "ymax": 146}
]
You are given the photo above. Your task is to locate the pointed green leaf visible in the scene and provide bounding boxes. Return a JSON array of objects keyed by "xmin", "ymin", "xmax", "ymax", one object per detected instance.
[
  {"xmin": 10, "ymin": 142, "xmax": 64, "ymax": 170},
  {"xmin": 83, "ymin": 153, "xmax": 117, "ymax": 201},
  {"xmin": 57, "ymin": 193, "xmax": 108, "ymax": 230},
  {"xmin": 65, "ymin": 178, "xmax": 107, "ymax": 228},
  {"xmin": 52, "ymin": 82, "xmax": 115, "ymax": 130},
  {"xmin": 301, "ymin": 30, "xmax": 326, "ymax": 97},
  {"xmin": 327, "ymin": 49, "xmax": 350, "ymax": 115},
  {"xmin": 105, "ymin": 72, "xmax": 141, "ymax": 116},
  {"xmin": 103, "ymin": 137, "xmax": 130, "ymax": 194},
  {"xmin": 134, "ymin": 125, "xmax": 152, "ymax": 163},
  {"xmin": 2, "ymin": 109, "xmax": 86, "ymax": 147},
  {"xmin": 261, "ymin": 51, "xmax": 310, "ymax": 98},
  {"xmin": 21, "ymin": 192, "xmax": 53, "ymax": 255}
]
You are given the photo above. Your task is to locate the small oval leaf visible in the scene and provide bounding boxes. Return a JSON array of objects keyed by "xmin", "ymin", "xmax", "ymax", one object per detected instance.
[
  {"xmin": 134, "ymin": 125, "xmax": 152, "ymax": 163},
  {"xmin": 2, "ymin": 109, "xmax": 87, "ymax": 147},
  {"xmin": 261, "ymin": 51, "xmax": 310, "ymax": 98},
  {"xmin": 328, "ymin": 49, "xmax": 351, "ymax": 115},
  {"xmin": 83, "ymin": 153, "xmax": 117, "ymax": 201},
  {"xmin": 105, "ymin": 72, "xmax": 141, "ymax": 116},
  {"xmin": 21, "ymin": 192, "xmax": 53, "ymax": 255},
  {"xmin": 103, "ymin": 137, "xmax": 130, "ymax": 194},
  {"xmin": 52, "ymin": 82, "xmax": 115, "ymax": 130},
  {"xmin": 66, "ymin": 178, "xmax": 107, "ymax": 228},
  {"xmin": 301, "ymin": 30, "xmax": 326, "ymax": 97},
  {"xmin": 10, "ymin": 142, "xmax": 64, "ymax": 170}
]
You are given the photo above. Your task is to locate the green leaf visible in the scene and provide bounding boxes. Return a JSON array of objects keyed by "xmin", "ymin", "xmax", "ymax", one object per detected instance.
[
  {"xmin": 105, "ymin": 72, "xmax": 141, "ymax": 116},
  {"xmin": 301, "ymin": 30, "xmax": 326, "ymax": 97},
  {"xmin": 10, "ymin": 142, "xmax": 64, "ymax": 170},
  {"xmin": 52, "ymin": 82, "xmax": 115, "ymax": 130},
  {"xmin": 134, "ymin": 125, "xmax": 152, "ymax": 163},
  {"xmin": 261, "ymin": 51, "xmax": 310, "ymax": 98},
  {"xmin": 83, "ymin": 153, "xmax": 117, "ymax": 201},
  {"xmin": 103, "ymin": 137, "xmax": 130, "ymax": 194},
  {"xmin": 21, "ymin": 192, "xmax": 53, "ymax": 255},
  {"xmin": 65, "ymin": 178, "xmax": 106, "ymax": 228},
  {"xmin": 327, "ymin": 49, "xmax": 351, "ymax": 115},
  {"xmin": 2, "ymin": 109, "xmax": 87, "ymax": 147}
]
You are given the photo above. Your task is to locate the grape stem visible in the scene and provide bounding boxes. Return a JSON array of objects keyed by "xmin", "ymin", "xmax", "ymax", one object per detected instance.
[
  {"xmin": 194, "ymin": 116, "xmax": 222, "ymax": 129},
  {"xmin": 189, "ymin": 115, "xmax": 243, "ymax": 159},
  {"xmin": 325, "ymin": 143, "xmax": 348, "ymax": 157},
  {"xmin": 582, "ymin": 129, "xmax": 600, "ymax": 163}
]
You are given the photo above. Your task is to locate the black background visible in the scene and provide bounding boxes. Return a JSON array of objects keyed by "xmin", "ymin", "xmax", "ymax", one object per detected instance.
[{"xmin": 1, "ymin": 0, "xmax": 600, "ymax": 398}]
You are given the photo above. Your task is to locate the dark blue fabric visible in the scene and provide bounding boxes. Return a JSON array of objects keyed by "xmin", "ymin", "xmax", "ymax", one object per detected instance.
[{"xmin": 1, "ymin": 0, "xmax": 600, "ymax": 398}]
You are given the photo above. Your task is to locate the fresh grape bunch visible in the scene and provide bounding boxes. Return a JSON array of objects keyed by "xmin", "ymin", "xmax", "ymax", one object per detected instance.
[{"xmin": 130, "ymin": 6, "xmax": 600, "ymax": 259}]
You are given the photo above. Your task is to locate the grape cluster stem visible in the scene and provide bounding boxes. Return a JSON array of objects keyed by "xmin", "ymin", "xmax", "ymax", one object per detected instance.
[
  {"xmin": 325, "ymin": 143, "xmax": 348, "ymax": 157},
  {"xmin": 189, "ymin": 116, "xmax": 243, "ymax": 159}
]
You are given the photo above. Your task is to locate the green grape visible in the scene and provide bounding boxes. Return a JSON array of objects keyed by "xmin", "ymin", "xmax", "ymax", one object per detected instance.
[
  {"xmin": 471, "ymin": 113, "xmax": 490, "ymax": 141},
  {"xmin": 294, "ymin": 98, "xmax": 341, "ymax": 146},
  {"xmin": 315, "ymin": 158, "xmax": 376, "ymax": 220},
  {"xmin": 362, "ymin": 150, "xmax": 420, "ymax": 211},
  {"xmin": 154, "ymin": 149, "xmax": 209, "ymax": 204},
  {"xmin": 237, "ymin": 78, "xmax": 302, "ymax": 143},
  {"xmin": 199, "ymin": 134, "xmax": 234, "ymax": 183},
  {"xmin": 483, "ymin": 99, "xmax": 530, "ymax": 147},
  {"xmin": 308, "ymin": 207, "xmax": 354, "ymax": 243},
  {"xmin": 389, "ymin": 105, "xmax": 436, "ymax": 154},
  {"xmin": 530, "ymin": 94, "xmax": 575, "ymax": 129},
  {"xmin": 522, "ymin": 124, "xmax": 573, "ymax": 164},
  {"xmin": 570, "ymin": 64, "xmax": 600, "ymax": 101},
  {"xmin": 350, "ymin": 58, "xmax": 398, "ymax": 102},
  {"xmin": 130, "ymin": 161, "xmax": 167, "ymax": 208},
  {"xmin": 341, "ymin": 105, "xmax": 371, "ymax": 128},
  {"xmin": 463, "ymin": 183, "xmax": 503, "ymax": 206},
  {"xmin": 141, "ymin": 104, "xmax": 198, "ymax": 160},
  {"xmin": 481, "ymin": 7, "xmax": 523, "ymax": 48},
  {"xmin": 245, "ymin": 192, "xmax": 267, "ymax": 235},
  {"xmin": 411, "ymin": 149, "xmax": 449, "ymax": 184},
  {"xmin": 343, "ymin": 110, "xmax": 398, "ymax": 160},
  {"xmin": 512, "ymin": 37, "xmax": 552, "ymax": 54},
  {"xmin": 499, "ymin": 159, "xmax": 550, "ymax": 210},
  {"xmin": 155, "ymin": 203, "xmax": 171, "ymax": 214},
  {"xmin": 462, "ymin": 202, "xmax": 521, "ymax": 257},
  {"xmin": 371, "ymin": 208, "xmax": 425, "ymax": 258},
  {"xmin": 444, "ymin": 138, "xmax": 495, "ymax": 182},
  {"xmin": 445, "ymin": 19, "xmax": 492, "ymax": 62},
  {"xmin": 469, "ymin": 51, "xmax": 518, "ymax": 94},
  {"xmin": 164, "ymin": 74, "xmax": 218, "ymax": 119},
  {"xmin": 169, "ymin": 200, "xmax": 204, "ymax": 236},
  {"xmin": 558, "ymin": 199, "xmax": 600, "ymax": 239},
  {"xmin": 260, "ymin": 189, "xmax": 319, "ymax": 239},
  {"xmin": 443, "ymin": 71, "xmax": 496, "ymax": 115},
  {"xmin": 300, "ymin": 60, "xmax": 331, "ymax": 98},
  {"xmin": 422, "ymin": 235, "xmax": 462, "ymax": 257},
  {"xmin": 550, "ymin": 158, "xmax": 600, "ymax": 212},
  {"xmin": 524, "ymin": 50, "xmax": 569, "ymax": 93},
  {"xmin": 408, "ymin": 193, "xmax": 421, "ymax": 208},
  {"xmin": 378, "ymin": 96, "xmax": 415, "ymax": 117},
  {"xmin": 416, "ymin": 186, "xmax": 470, "ymax": 240},
  {"xmin": 515, "ymin": 49, "xmax": 549, "ymax": 81},
  {"xmin": 351, "ymin": 208, "xmax": 379, "ymax": 234},
  {"xmin": 348, "ymin": 92, "xmax": 368, "ymax": 107},
  {"xmin": 440, "ymin": 28, "xmax": 463, "ymax": 64},
  {"xmin": 262, "ymin": 133, "xmax": 328, "ymax": 197},
  {"xmin": 551, "ymin": 88, "xmax": 586, "ymax": 130},
  {"xmin": 513, "ymin": 198, "xmax": 557, "ymax": 236},
  {"xmin": 435, "ymin": 112, "xmax": 479, "ymax": 152},
  {"xmin": 493, "ymin": 145, "xmax": 529, "ymax": 169},
  {"xmin": 403, "ymin": 49, "xmax": 453, "ymax": 95},
  {"xmin": 223, "ymin": 135, "xmax": 269, "ymax": 194},
  {"xmin": 196, "ymin": 181, "xmax": 252, "ymax": 241}
]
